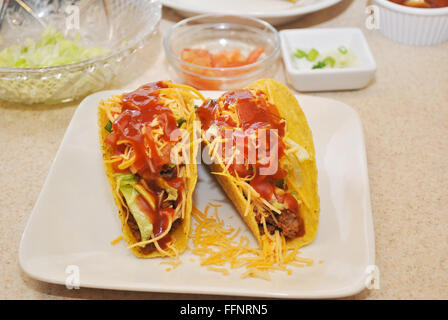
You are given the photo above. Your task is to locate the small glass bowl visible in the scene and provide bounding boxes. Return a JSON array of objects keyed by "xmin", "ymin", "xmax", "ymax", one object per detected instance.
[
  {"xmin": 0, "ymin": 0, "xmax": 161, "ymax": 104},
  {"xmin": 163, "ymin": 14, "xmax": 280, "ymax": 90}
]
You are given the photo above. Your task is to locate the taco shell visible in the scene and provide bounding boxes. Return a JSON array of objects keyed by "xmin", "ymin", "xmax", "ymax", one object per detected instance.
[
  {"xmin": 206, "ymin": 79, "xmax": 320, "ymax": 250},
  {"xmin": 98, "ymin": 85, "xmax": 198, "ymax": 258}
]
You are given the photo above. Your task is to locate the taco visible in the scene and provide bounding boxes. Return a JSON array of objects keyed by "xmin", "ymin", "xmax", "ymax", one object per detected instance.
[
  {"xmin": 197, "ymin": 79, "xmax": 320, "ymax": 251},
  {"xmin": 98, "ymin": 81, "xmax": 204, "ymax": 258}
]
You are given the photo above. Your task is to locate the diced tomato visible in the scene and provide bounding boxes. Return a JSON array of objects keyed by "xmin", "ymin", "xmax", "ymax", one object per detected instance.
[
  {"xmin": 211, "ymin": 51, "xmax": 230, "ymax": 68},
  {"xmin": 167, "ymin": 177, "xmax": 184, "ymax": 190},
  {"xmin": 250, "ymin": 175, "xmax": 274, "ymax": 201},
  {"xmin": 283, "ymin": 193, "xmax": 298, "ymax": 212},
  {"xmin": 180, "ymin": 48, "xmax": 213, "ymax": 67},
  {"xmin": 179, "ymin": 47, "xmax": 265, "ymax": 90},
  {"xmin": 272, "ymin": 167, "xmax": 287, "ymax": 181},
  {"xmin": 105, "ymin": 131, "xmax": 118, "ymax": 146},
  {"xmin": 212, "ymin": 48, "xmax": 246, "ymax": 67},
  {"xmin": 230, "ymin": 163, "xmax": 253, "ymax": 178},
  {"xmin": 246, "ymin": 47, "xmax": 265, "ymax": 64}
]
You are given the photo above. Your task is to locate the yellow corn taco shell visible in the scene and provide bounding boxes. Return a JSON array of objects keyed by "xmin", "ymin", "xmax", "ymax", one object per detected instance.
[
  {"xmin": 98, "ymin": 83, "xmax": 199, "ymax": 258},
  {"xmin": 206, "ymin": 79, "xmax": 320, "ymax": 250}
]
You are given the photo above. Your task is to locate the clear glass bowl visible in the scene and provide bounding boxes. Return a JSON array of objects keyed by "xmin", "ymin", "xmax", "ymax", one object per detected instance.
[
  {"xmin": 163, "ymin": 14, "xmax": 280, "ymax": 91},
  {"xmin": 0, "ymin": 0, "xmax": 161, "ymax": 104}
]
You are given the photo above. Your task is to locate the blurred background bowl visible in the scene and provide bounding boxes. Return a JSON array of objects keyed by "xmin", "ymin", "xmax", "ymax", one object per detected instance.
[
  {"xmin": 373, "ymin": 0, "xmax": 448, "ymax": 46},
  {"xmin": 0, "ymin": 0, "xmax": 161, "ymax": 104},
  {"xmin": 163, "ymin": 14, "xmax": 280, "ymax": 91}
]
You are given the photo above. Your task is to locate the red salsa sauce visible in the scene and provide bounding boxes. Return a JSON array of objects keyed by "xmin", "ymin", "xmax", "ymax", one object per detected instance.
[{"xmin": 105, "ymin": 81, "xmax": 185, "ymax": 249}]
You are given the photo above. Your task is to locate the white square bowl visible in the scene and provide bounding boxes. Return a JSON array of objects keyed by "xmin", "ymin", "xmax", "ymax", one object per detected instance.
[{"xmin": 280, "ymin": 28, "xmax": 377, "ymax": 92}]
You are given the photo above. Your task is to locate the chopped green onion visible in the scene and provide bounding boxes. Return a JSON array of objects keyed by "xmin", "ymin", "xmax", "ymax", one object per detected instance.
[
  {"xmin": 323, "ymin": 56, "xmax": 336, "ymax": 68},
  {"xmin": 292, "ymin": 46, "xmax": 356, "ymax": 70},
  {"xmin": 105, "ymin": 120, "xmax": 113, "ymax": 133},
  {"xmin": 293, "ymin": 49, "xmax": 307, "ymax": 59},
  {"xmin": 194, "ymin": 105, "xmax": 199, "ymax": 112},
  {"xmin": 177, "ymin": 118, "xmax": 186, "ymax": 128},
  {"xmin": 312, "ymin": 61, "xmax": 326, "ymax": 69},
  {"xmin": 338, "ymin": 46, "xmax": 348, "ymax": 54},
  {"xmin": 306, "ymin": 48, "xmax": 319, "ymax": 62},
  {"xmin": 290, "ymin": 191, "xmax": 299, "ymax": 197}
]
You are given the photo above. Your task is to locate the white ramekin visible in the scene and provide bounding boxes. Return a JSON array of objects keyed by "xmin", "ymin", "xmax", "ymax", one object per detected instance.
[
  {"xmin": 373, "ymin": 0, "xmax": 448, "ymax": 46},
  {"xmin": 280, "ymin": 28, "xmax": 377, "ymax": 92}
]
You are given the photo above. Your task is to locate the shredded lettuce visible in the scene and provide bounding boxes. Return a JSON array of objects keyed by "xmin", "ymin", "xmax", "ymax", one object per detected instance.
[
  {"xmin": 0, "ymin": 26, "xmax": 108, "ymax": 68},
  {"xmin": 157, "ymin": 178, "xmax": 178, "ymax": 202},
  {"xmin": 273, "ymin": 200, "xmax": 286, "ymax": 211},
  {"xmin": 116, "ymin": 174, "xmax": 153, "ymax": 242}
]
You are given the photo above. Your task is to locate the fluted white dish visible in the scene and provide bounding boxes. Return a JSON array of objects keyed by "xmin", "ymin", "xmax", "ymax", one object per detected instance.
[{"xmin": 373, "ymin": 0, "xmax": 448, "ymax": 46}]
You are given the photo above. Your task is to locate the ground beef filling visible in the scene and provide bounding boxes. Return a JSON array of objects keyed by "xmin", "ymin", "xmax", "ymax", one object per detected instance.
[
  {"xmin": 258, "ymin": 209, "xmax": 304, "ymax": 240},
  {"xmin": 160, "ymin": 164, "xmax": 176, "ymax": 180}
]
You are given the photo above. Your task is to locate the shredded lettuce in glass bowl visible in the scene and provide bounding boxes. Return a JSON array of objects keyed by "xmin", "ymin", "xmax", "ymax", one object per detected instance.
[
  {"xmin": 0, "ymin": 0, "xmax": 161, "ymax": 104},
  {"xmin": 0, "ymin": 26, "xmax": 110, "ymax": 68}
]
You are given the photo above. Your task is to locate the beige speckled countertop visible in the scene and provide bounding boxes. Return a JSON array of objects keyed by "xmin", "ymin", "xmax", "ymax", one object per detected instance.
[{"xmin": 1, "ymin": 0, "xmax": 447, "ymax": 300}]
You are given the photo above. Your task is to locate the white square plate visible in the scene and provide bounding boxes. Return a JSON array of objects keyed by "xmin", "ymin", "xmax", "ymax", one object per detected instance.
[
  {"xmin": 280, "ymin": 28, "xmax": 377, "ymax": 92},
  {"xmin": 19, "ymin": 90, "xmax": 375, "ymax": 299}
]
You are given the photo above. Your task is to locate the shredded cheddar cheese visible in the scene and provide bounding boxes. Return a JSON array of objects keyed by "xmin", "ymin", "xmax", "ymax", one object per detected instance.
[
  {"xmin": 190, "ymin": 204, "xmax": 313, "ymax": 280},
  {"xmin": 110, "ymin": 235, "xmax": 123, "ymax": 245},
  {"xmin": 159, "ymin": 244, "xmax": 182, "ymax": 271}
]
